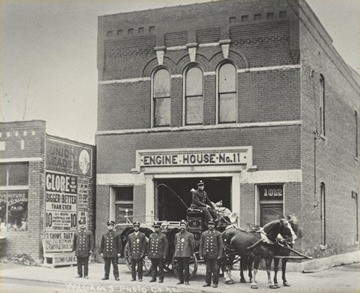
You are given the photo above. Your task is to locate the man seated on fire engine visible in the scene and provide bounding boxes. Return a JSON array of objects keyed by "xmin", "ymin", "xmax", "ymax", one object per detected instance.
[
  {"xmin": 213, "ymin": 200, "xmax": 232, "ymax": 218},
  {"xmin": 190, "ymin": 180, "xmax": 218, "ymax": 225}
]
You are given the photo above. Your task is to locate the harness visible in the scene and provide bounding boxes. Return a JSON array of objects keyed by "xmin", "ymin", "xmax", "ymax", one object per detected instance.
[{"xmin": 245, "ymin": 228, "xmax": 275, "ymax": 250}]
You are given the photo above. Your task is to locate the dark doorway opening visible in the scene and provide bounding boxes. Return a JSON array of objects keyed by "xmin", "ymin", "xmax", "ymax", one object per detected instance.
[{"xmin": 155, "ymin": 177, "xmax": 231, "ymax": 221}]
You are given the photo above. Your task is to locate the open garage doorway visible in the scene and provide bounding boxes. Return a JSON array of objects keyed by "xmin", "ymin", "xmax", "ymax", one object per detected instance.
[{"xmin": 155, "ymin": 177, "xmax": 232, "ymax": 221}]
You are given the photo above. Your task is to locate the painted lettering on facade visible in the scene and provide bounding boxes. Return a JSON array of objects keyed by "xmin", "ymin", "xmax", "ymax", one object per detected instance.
[{"xmin": 140, "ymin": 152, "xmax": 247, "ymax": 167}]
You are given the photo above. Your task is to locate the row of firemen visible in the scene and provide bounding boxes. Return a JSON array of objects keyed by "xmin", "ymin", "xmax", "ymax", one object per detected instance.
[{"xmin": 72, "ymin": 218, "xmax": 223, "ymax": 288}]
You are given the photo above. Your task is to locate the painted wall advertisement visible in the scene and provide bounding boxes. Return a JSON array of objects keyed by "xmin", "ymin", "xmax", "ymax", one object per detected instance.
[{"xmin": 44, "ymin": 138, "xmax": 93, "ymax": 253}]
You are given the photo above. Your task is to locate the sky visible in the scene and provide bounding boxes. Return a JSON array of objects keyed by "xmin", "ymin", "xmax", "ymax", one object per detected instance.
[{"xmin": 1, "ymin": 0, "xmax": 359, "ymax": 145}]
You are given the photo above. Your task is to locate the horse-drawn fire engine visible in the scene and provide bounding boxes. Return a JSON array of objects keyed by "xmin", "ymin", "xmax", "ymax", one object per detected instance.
[{"xmin": 114, "ymin": 204, "xmax": 235, "ymax": 279}]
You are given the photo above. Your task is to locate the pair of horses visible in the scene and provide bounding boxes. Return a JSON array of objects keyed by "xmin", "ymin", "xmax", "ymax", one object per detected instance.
[{"xmin": 221, "ymin": 215, "xmax": 302, "ymax": 289}]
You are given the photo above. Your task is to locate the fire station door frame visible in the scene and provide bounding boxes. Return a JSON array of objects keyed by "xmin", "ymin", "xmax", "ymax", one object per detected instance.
[
  {"xmin": 134, "ymin": 146, "xmax": 257, "ymax": 224},
  {"xmin": 144, "ymin": 173, "xmax": 241, "ymax": 224}
]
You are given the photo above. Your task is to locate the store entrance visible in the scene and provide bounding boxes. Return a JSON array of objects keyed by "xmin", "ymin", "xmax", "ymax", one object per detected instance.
[{"xmin": 155, "ymin": 177, "xmax": 232, "ymax": 221}]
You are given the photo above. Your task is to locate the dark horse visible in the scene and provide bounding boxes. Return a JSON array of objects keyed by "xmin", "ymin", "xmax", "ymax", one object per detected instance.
[
  {"xmin": 273, "ymin": 215, "xmax": 303, "ymax": 288},
  {"xmin": 222, "ymin": 218, "xmax": 296, "ymax": 289}
]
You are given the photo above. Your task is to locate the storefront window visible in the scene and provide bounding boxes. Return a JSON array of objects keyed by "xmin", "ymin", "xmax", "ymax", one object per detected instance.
[{"xmin": 0, "ymin": 191, "xmax": 28, "ymax": 231}]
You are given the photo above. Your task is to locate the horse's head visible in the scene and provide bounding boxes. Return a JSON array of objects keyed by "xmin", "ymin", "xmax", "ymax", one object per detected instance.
[
  {"xmin": 279, "ymin": 218, "xmax": 297, "ymax": 244},
  {"xmin": 263, "ymin": 218, "xmax": 296, "ymax": 244},
  {"xmin": 287, "ymin": 215, "xmax": 303, "ymax": 239},
  {"xmin": 221, "ymin": 227, "xmax": 238, "ymax": 248}
]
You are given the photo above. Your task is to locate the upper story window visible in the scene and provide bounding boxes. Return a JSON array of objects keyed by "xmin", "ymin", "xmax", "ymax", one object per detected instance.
[
  {"xmin": 319, "ymin": 74, "xmax": 326, "ymax": 136},
  {"xmin": 152, "ymin": 68, "xmax": 171, "ymax": 127},
  {"xmin": 0, "ymin": 163, "xmax": 29, "ymax": 186},
  {"xmin": 217, "ymin": 62, "xmax": 237, "ymax": 123},
  {"xmin": 184, "ymin": 66, "xmax": 203, "ymax": 125},
  {"xmin": 355, "ymin": 111, "xmax": 358, "ymax": 158}
]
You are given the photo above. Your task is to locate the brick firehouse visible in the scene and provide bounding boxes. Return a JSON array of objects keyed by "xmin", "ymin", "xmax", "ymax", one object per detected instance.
[{"xmin": 95, "ymin": 0, "xmax": 360, "ymax": 263}]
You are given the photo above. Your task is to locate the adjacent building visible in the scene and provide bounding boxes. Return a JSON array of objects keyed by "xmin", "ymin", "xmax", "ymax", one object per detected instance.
[
  {"xmin": 96, "ymin": 0, "xmax": 359, "ymax": 262},
  {"xmin": 0, "ymin": 120, "xmax": 95, "ymax": 264}
]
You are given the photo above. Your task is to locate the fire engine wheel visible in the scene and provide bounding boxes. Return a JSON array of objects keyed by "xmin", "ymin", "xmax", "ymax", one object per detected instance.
[
  {"xmin": 172, "ymin": 254, "xmax": 198, "ymax": 280},
  {"xmin": 124, "ymin": 242, "xmax": 152, "ymax": 276}
]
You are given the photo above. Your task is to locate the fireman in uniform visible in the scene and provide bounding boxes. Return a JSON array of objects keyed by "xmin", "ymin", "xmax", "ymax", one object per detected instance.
[
  {"xmin": 199, "ymin": 219, "xmax": 224, "ymax": 288},
  {"xmin": 99, "ymin": 220, "xmax": 122, "ymax": 281},
  {"xmin": 190, "ymin": 180, "xmax": 218, "ymax": 226},
  {"xmin": 174, "ymin": 220, "xmax": 195, "ymax": 285},
  {"xmin": 127, "ymin": 221, "xmax": 147, "ymax": 282},
  {"xmin": 72, "ymin": 219, "xmax": 94, "ymax": 279},
  {"xmin": 147, "ymin": 222, "xmax": 168, "ymax": 283}
]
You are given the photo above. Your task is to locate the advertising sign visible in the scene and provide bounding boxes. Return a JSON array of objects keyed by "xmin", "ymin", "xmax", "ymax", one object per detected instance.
[
  {"xmin": 46, "ymin": 139, "xmax": 92, "ymax": 177},
  {"xmin": 43, "ymin": 231, "xmax": 75, "ymax": 252},
  {"xmin": 44, "ymin": 138, "xmax": 93, "ymax": 255},
  {"xmin": 45, "ymin": 171, "xmax": 77, "ymax": 252}
]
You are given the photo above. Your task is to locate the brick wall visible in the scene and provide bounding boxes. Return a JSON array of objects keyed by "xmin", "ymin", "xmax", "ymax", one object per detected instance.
[
  {"xmin": 97, "ymin": 126, "xmax": 301, "ymax": 174},
  {"xmin": 0, "ymin": 121, "xmax": 96, "ymax": 261},
  {"xmin": 96, "ymin": 0, "xmax": 360, "ymax": 260},
  {"xmin": 299, "ymin": 1, "xmax": 360, "ymax": 257},
  {"xmin": 0, "ymin": 120, "xmax": 46, "ymax": 260}
]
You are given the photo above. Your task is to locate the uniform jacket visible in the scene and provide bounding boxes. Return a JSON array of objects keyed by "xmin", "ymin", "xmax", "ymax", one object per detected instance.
[
  {"xmin": 147, "ymin": 232, "xmax": 168, "ymax": 259},
  {"xmin": 190, "ymin": 189, "xmax": 212, "ymax": 209},
  {"xmin": 199, "ymin": 230, "xmax": 224, "ymax": 259},
  {"xmin": 72, "ymin": 230, "xmax": 94, "ymax": 257},
  {"xmin": 99, "ymin": 230, "xmax": 122, "ymax": 258},
  {"xmin": 127, "ymin": 231, "xmax": 147, "ymax": 260},
  {"xmin": 174, "ymin": 230, "xmax": 195, "ymax": 258}
]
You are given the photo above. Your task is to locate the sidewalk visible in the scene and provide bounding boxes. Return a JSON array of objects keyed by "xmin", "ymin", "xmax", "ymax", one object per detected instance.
[
  {"xmin": 1, "ymin": 261, "xmax": 359, "ymax": 293},
  {"xmin": 0, "ymin": 262, "xmax": 214, "ymax": 293},
  {"xmin": 0, "ymin": 261, "xmax": 296, "ymax": 293}
]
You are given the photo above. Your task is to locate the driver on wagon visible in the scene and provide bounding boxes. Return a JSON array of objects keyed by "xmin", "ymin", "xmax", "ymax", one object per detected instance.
[{"xmin": 190, "ymin": 180, "xmax": 218, "ymax": 226}]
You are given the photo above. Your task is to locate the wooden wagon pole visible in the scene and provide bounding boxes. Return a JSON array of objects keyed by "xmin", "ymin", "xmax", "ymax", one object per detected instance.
[{"xmin": 277, "ymin": 243, "xmax": 313, "ymax": 259}]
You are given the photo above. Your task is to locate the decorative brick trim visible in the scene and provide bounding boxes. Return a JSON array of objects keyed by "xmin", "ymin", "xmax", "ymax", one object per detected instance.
[{"xmin": 96, "ymin": 120, "xmax": 302, "ymax": 136}]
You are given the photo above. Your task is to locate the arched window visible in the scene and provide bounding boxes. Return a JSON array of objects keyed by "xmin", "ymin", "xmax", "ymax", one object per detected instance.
[
  {"xmin": 355, "ymin": 111, "xmax": 358, "ymax": 158},
  {"xmin": 320, "ymin": 182, "xmax": 326, "ymax": 245},
  {"xmin": 319, "ymin": 74, "xmax": 326, "ymax": 135},
  {"xmin": 153, "ymin": 68, "xmax": 171, "ymax": 127},
  {"xmin": 217, "ymin": 63, "xmax": 237, "ymax": 123},
  {"xmin": 184, "ymin": 66, "xmax": 203, "ymax": 125}
]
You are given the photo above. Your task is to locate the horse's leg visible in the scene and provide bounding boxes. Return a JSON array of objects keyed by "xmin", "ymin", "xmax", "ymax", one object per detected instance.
[
  {"xmin": 251, "ymin": 256, "xmax": 261, "ymax": 289},
  {"xmin": 248, "ymin": 256, "xmax": 253, "ymax": 283},
  {"xmin": 239, "ymin": 258, "xmax": 246, "ymax": 283},
  {"xmin": 282, "ymin": 258, "xmax": 290, "ymax": 286},
  {"xmin": 266, "ymin": 256, "xmax": 277, "ymax": 289},
  {"xmin": 224, "ymin": 264, "xmax": 235, "ymax": 285},
  {"xmin": 273, "ymin": 258, "xmax": 280, "ymax": 288}
]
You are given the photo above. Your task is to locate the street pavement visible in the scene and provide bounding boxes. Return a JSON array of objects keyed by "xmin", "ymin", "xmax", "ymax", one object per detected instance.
[{"xmin": 1, "ymin": 261, "xmax": 359, "ymax": 293}]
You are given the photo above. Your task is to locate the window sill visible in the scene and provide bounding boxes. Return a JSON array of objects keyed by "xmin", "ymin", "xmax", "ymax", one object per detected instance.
[{"xmin": 2, "ymin": 230, "xmax": 29, "ymax": 233}]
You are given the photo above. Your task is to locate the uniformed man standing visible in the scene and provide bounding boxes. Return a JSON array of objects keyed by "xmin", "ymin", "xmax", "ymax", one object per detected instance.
[
  {"xmin": 72, "ymin": 219, "xmax": 94, "ymax": 279},
  {"xmin": 174, "ymin": 220, "xmax": 195, "ymax": 285},
  {"xmin": 147, "ymin": 222, "xmax": 168, "ymax": 283},
  {"xmin": 199, "ymin": 219, "xmax": 224, "ymax": 288},
  {"xmin": 127, "ymin": 222, "xmax": 147, "ymax": 282},
  {"xmin": 99, "ymin": 220, "xmax": 122, "ymax": 281}
]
